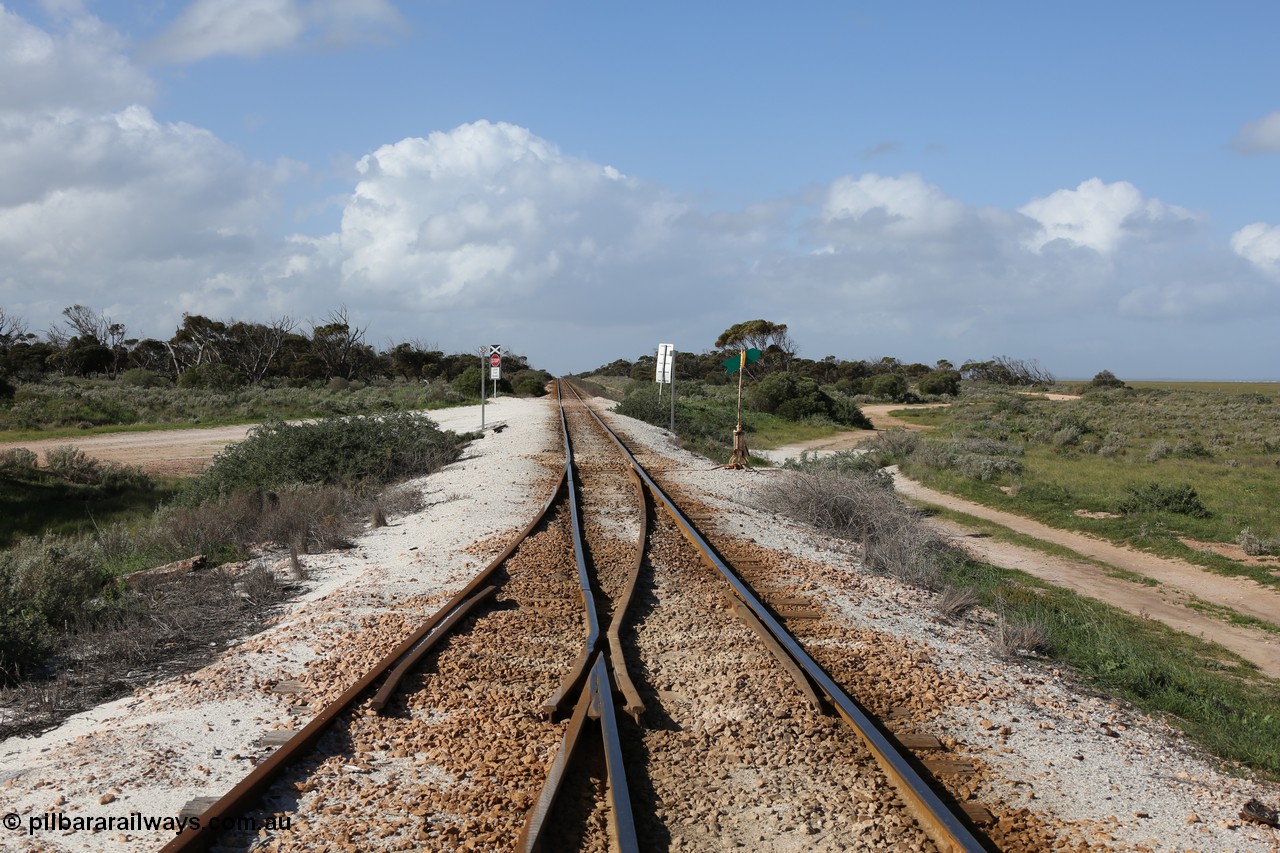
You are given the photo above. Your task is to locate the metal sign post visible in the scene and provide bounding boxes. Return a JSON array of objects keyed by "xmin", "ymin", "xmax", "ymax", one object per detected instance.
[
  {"xmin": 478, "ymin": 346, "xmax": 486, "ymax": 429},
  {"xmin": 656, "ymin": 343, "xmax": 675, "ymax": 432}
]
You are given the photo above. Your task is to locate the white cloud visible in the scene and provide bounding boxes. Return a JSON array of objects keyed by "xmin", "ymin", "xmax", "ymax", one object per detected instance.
[
  {"xmin": 332, "ymin": 121, "xmax": 739, "ymax": 323},
  {"xmin": 1018, "ymin": 178, "xmax": 1195, "ymax": 255},
  {"xmin": 1231, "ymin": 111, "xmax": 1280, "ymax": 154},
  {"xmin": 0, "ymin": 5, "xmax": 151, "ymax": 111},
  {"xmin": 1232, "ymin": 222, "xmax": 1280, "ymax": 272},
  {"xmin": 143, "ymin": 0, "xmax": 404, "ymax": 63},
  {"xmin": 821, "ymin": 173, "xmax": 966, "ymax": 239}
]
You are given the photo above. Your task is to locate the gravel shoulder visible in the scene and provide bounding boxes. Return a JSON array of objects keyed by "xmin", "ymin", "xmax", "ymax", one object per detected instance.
[{"xmin": 1, "ymin": 397, "xmax": 1277, "ymax": 851}]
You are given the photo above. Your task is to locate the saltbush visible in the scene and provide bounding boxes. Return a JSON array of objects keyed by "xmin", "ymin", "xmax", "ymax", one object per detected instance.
[
  {"xmin": 1117, "ymin": 483, "xmax": 1210, "ymax": 519},
  {"xmin": 184, "ymin": 412, "xmax": 463, "ymax": 502}
]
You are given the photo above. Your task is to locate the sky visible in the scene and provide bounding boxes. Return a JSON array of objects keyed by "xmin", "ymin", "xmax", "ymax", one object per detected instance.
[{"xmin": 1, "ymin": 1, "xmax": 1278, "ymax": 379}]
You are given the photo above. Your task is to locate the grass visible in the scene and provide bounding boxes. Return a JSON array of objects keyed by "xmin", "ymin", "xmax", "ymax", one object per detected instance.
[
  {"xmin": 895, "ymin": 385, "xmax": 1280, "ymax": 589},
  {"xmin": 0, "ymin": 471, "xmax": 182, "ymax": 548},
  {"xmin": 760, "ymin": 464, "xmax": 1280, "ymax": 777},
  {"xmin": 916, "ymin": 503, "xmax": 1128, "ymax": 573},
  {"xmin": 903, "ymin": 461, "xmax": 1280, "ymax": 591},
  {"xmin": 960, "ymin": 563, "xmax": 1280, "ymax": 777},
  {"xmin": 885, "ymin": 407, "xmax": 950, "ymax": 426}
]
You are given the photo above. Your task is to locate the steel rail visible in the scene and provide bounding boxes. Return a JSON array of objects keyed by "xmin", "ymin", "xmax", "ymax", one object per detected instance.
[
  {"xmin": 561, "ymin": 388, "xmax": 648, "ymax": 722},
  {"xmin": 542, "ymin": 382, "xmax": 604, "ymax": 716},
  {"xmin": 563, "ymin": 381, "xmax": 993, "ymax": 853},
  {"xmin": 517, "ymin": 653, "xmax": 639, "ymax": 853},
  {"xmin": 162, "ymin": 455, "xmax": 568, "ymax": 852}
]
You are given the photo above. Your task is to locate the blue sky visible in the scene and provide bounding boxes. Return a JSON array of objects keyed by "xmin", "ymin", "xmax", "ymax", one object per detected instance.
[{"xmin": 1, "ymin": 0, "xmax": 1278, "ymax": 378}]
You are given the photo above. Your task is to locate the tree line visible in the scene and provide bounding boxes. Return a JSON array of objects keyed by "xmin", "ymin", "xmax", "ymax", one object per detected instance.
[
  {"xmin": 588, "ymin": 319, "xmax": 1055, "ymax": 401},
  {"xmin": 0, "ymin": 305, "xmax": 550, "ymax": 396}
]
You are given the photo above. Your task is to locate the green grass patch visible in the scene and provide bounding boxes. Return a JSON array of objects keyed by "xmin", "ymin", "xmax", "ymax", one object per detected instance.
[
  {"xmin": 1124, "ymin": 381, "xmax": 1280, "ymax": 395},
  {"xmin": 948, "ymin": 563, "xmax": 1280, "ymax": 777},
  {"xmin": 0, "ymin": 471, "xmax": 181, "ymax": 549},
  {"xmin": 886, "ymin": 407, "xmax": 950, "ymax": 426},
  {"xmin": 896, "ymin": 385, "xmax": 1280, "ymax": 591}
]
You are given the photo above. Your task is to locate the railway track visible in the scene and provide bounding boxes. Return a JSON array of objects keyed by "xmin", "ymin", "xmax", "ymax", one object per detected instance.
[{"xmin": 161, "ymin": 381, "xmax": 998, "ymax": 852}]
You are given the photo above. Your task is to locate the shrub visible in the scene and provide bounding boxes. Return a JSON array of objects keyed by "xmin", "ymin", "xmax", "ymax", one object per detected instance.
[
  {"xmin": 0, "ymin": 537, "xmax": 116, "ymax": 676},
  {"xmin": 1145, "ymin": 441, "xmax": 1172, "ymax": 462},
  {"xmin": 781, "ymin": 449, "xmax": 889, "ymax": 482},
  {"xmin": 868, "ymin": 373, "xmax": 910, "ymax": 402},
  {"xmin": 0, "ymin": 447, "xmax": 38, "ymax": 475},
  {"xmin": 184, "ymin": 412, "xmax": 463, "ymax": 502},
  {"xmin": 1237, "ymin": 528, "xmax": 1280, "ymax": 556},
  {"xmin": 0, "ymin": 375, "xmax": 14, "ymax": 405},
  {"xmin": 1117, "ymin": 483, "xmax": 1210, "ymax": 519},
  {"xmin": 1090, "ymin": 370, "xmax": 1126, "ymax": 389},
  {"xmin": 176, "ymin": 363, "xmax": 244, "ymax": 392},
  {"xmin": 955, "ymin": 454, "xmax": 1024, "ymax": 482},
  {"xmin": 757, "ymin": 470, "xmax": 962, "ymax": 590},
  {"xmin": 864, "ymin": 429, "xmax": 921, "ymax": 465},
  {"xmin": 917, "ymin": 370, "xmax": 961, "ymax": 397},
  {"xmin": 118, "ymin": 369, "xmax": 169, "ymax": 388},
  {"xmin": 749, "ymin": 373, "xmax": 829, "ymax": 420},
  {"xmin": 44, "ymin": 445, "xmax": 103, "ymax": 484}
]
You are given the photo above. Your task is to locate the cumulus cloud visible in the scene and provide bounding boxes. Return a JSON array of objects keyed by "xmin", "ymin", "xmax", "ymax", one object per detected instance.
[
  {"xmin": 329, "ymin": 120, "xmax": 757, "ymax": 329},
  {"xmin": 0, "ymin": 5, "xmax": 151, "ymax": 111},
  {"xmin": 820, "ymin": 173, "xmax": 967, "ymax": 241},
  {"xmin": 1231, "ymin": 111, "xmax": 1280, "ymax": 154},
  {"xmin": 1018, "ymin": 178, "xmax": 1195, "ymax": 254},
  {"xmin": 1232, "ymin": 222, "xmax": 1280, "ymax": 272},
  {"xmin": 143, "ymin": 0, "xmax": 404, "ymax": 63}
]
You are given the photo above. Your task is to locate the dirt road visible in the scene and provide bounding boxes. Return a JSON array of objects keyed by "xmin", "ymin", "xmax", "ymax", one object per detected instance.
[
  {"xmin": 1, "ymin": 425, "xmax": 257, "ymax": 477},
  {"xmin": 891, "ymin": 467, "xmax": 1280, "ymax": 678},
  {"xmin": 765, "ymin": 403, "xmax": 1280, "ymax": 679}
]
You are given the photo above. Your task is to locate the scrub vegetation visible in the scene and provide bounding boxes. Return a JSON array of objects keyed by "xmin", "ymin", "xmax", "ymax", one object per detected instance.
[
  {"xmin": 763, "ymin": 443, "xmax": 1280, "ymax": 779},
  {"xmin": 0, "ymin": 304, "xmax": 518, "ymax": 732},
  {"xmin": 892, "ymin": 384, "xmax": 1280, "ymax": 588}
]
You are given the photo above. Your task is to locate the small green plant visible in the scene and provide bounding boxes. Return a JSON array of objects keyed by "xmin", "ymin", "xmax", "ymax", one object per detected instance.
[
  {"xmin": 184, "ymin": 412, "xmax": 463, "ymax": 502},
  {"xmin": 1117, "ymin": 482, "xmax": 1210, "ymax": 519}
]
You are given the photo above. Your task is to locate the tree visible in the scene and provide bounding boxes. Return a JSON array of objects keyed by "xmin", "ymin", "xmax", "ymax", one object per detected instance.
[
  {"xmin": 1090, "ymin": 369, "xmax": 1126, "ymax": 389},
  {"xmin": 0, "ymin": 308, "xmax": 29, "ymax": 352},
  {"xmin": 960, "ymin": 356, "xmax": 1054, "ymax": 387},
  {"xmin": 59, "ymin": 305, "xmax": 127, "ymax": 377},
  {"xmin": 225, "ymin": 317, "xmax": 296, "ymax": 384},
  {"xmin": 166, "ymin": 314, "xmax": 232, "ymax": 375},
  {"xmin": 388, "ymin": 342, "xmax": 431, "ymax": 381},
  {"xmin": 869, "ymin": 373, "xmax": 910, "ymax": 402},
  {"xmin": 917, "ymin": 369, "xmax": 961, "ymax": 397},
  {"xmin": 714, "ymin": 319, "xmax": 796, "ymax": 372},
  {"xmin": 310, "ymin": 308, "xmax": 375, "ymax": 380}
]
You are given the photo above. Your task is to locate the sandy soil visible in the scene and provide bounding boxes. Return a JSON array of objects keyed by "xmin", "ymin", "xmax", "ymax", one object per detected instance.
[
  {"xmin": 0, "ymin": 425, "xmax": 259, "ymax": 477},
  {"xmin": 892, "ymin": 469, "xmax": 1280, "ymax": 678}
]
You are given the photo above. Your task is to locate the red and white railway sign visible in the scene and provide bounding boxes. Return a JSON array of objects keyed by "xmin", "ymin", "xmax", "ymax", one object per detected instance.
[{"xmin": 490, "ymin": 353, "xmax": 501, "ymax": 367}]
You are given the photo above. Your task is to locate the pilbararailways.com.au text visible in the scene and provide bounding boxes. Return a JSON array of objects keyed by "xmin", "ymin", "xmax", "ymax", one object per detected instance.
[{"xmin": 7, "ymin": 811, "xmax": 292, "ymax": 836}]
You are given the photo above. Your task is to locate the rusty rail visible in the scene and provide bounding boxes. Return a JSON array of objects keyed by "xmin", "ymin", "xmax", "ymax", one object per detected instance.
[
  {"xmin": 563, "ymin": 380, "xmax": 993, "ymax": 853},
  {"xmin": 162, "ymin": 446, "xmax": 567, "ymax": 852},
  {"xmin": 517, "ymin": 654, "xmax": 639, "ymax": 853}
]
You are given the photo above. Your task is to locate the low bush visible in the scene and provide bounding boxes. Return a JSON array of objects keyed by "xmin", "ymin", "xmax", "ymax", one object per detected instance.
[
  {"xmin": 184, "ymin": 412, "xmax": 463, "ymax": 502},
  {"xmin": 118, "ymin": 368, "xmax": 169, "ymax": 388},
  {"xmin": 1117, "ymin": 483, "xmax": 1210, "ymax": 519},
  {"xmin": 0, "ymin": 447, "xmax": 37, "ymax": 474},
  {"xmin": 1238, "ymin": 528, "xmax": 1280, "ymax": 557},
  {"xmin": 757, "ymin": 470, "xmax": 962, "ymax": 590}
]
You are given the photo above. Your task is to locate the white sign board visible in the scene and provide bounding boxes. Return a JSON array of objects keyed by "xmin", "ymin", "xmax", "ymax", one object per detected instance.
[
  {"xmin": 490, "ymin": 367, "xmax": 501, "ymax": 380},
  {"xmin": 656, "ymin": 343, "xmax": 674, "ymax": 383}
]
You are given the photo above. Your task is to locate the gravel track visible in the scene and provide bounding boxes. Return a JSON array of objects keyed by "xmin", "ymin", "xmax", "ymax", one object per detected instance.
[{"xmin": 3, "ymin": 395, "xmax": 1279, "ymax": 851}]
